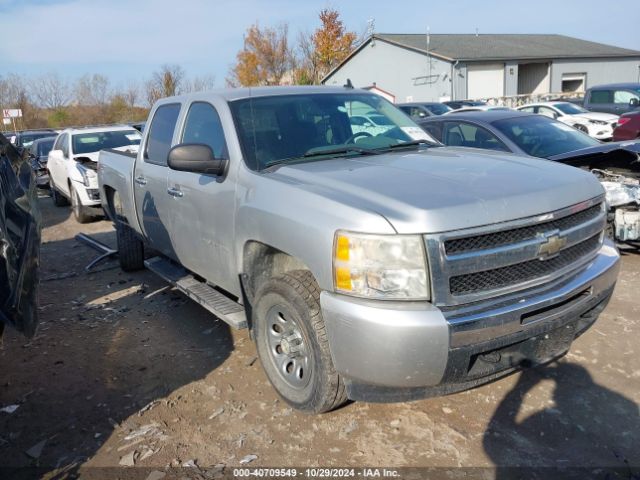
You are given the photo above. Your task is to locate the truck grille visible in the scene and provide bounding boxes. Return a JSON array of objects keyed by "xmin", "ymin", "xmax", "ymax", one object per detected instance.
[
  {"xmin": 445, "ymin": 204, "xmax": 602, "ymax": 255},
  {"xmin": 449, "ymin": 234, "xmax": 602, "ymax": 296},
  {"xmin": 425, "ymin": 198, "xmax": 606, "ymax": 306}
]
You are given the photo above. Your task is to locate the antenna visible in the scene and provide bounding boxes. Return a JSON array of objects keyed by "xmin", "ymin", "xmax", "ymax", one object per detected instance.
[{"xmin": 367, "ymin": 17, "xmax": 375, "ymax": 46}]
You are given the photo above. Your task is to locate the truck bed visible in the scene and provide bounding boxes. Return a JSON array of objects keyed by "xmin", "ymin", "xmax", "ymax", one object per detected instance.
[{"xmin": 98, "ymin": 148, "xmax": 139, "ymax": 231}]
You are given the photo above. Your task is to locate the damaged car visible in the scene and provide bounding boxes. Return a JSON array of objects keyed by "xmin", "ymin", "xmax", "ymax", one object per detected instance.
[
  {"xmin": 0, "ymin": 132, "xmax": 41, "ymax": 339},
  {"xmin": 419, "ymin": 110, "xmax": 640, "ymax": 244}
]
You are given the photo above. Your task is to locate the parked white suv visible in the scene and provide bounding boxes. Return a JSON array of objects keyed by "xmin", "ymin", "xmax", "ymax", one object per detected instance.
[
  {"xmin": 48, "ymin": 126, "xmax": 142, "ymax": 222},
  {"xmin": 516, "ymin": 102, "xmax": 618, "ymax": 140}
]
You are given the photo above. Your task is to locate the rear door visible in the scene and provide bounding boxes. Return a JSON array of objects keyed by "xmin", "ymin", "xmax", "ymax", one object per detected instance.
[
  {"xmin": 167, "ymin": 100, "xmax": 237, "ymax": 293},
  {"xmin": 133, "ymin": 103, "xmax": 181, "ymax": 259},
  {"xmin": 587, "ymin": 89, "xmax": 615, "ymax": 113}
]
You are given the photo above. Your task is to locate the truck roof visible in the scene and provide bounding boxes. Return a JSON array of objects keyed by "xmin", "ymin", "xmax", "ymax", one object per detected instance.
[
  {"xmin": 588, "ymin": 83, "xmax": 640, "ymax": 90},
  {"xmin": 155, "ymin": 85, "xmax": 368, "ymax": 104}
]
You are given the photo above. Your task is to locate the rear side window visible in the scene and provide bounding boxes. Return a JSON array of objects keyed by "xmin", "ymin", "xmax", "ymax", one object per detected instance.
[
  {"xmin": 589, "ymin": 90, "xmax": 613, "ymax": 104},
  {"xmin": 145, "ymin": 103, "xmax": 181, "ymax": 165},
  {"xmin": 181, "ymin": 102, "xmax": 228, "ymax": 159}
]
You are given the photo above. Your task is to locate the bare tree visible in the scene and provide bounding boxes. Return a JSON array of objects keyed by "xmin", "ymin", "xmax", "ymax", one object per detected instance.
[
  {"xmin": 184, "ymin": 74, "xmax": 216, "ymax": 93},
  {"xmin": 145, "ymin": 64, "xmax": 185, "ymax": 106},
  {"xmin": 75, "ymin": 74, "xmax": 110, "ymax": 106},
  {"xmin": 30, "ymin": 72, "xmax": 71, "ymax": 109},
  {"xmin": 123, "ymin": 81, "xmax": 140, "ymax": 108}
]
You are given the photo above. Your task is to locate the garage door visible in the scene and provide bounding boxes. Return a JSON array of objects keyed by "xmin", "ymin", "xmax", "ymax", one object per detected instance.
[{"xmin": 467, "ymin": 63, "xmax": 504, "ymax": 99}]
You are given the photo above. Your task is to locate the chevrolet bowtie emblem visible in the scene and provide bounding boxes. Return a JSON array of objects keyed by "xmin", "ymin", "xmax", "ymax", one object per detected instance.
[{"xmin": 538, "ymin": 233, "xmax": 567, "ymax": 258}]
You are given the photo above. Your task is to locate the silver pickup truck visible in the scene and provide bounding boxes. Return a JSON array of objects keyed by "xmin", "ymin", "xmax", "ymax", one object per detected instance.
[{"xmin": 98, "ymin": 86, "xmax": 620, "ymax": 413}]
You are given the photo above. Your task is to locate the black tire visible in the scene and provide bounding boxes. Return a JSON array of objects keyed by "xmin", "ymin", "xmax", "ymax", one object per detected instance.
[
  {"xmin": 70, "ymin": 185, "xmax": 94, "ymax": 224},
  {"xmin": 253, "ymin": 270, "xmax": 347, "ymax": 413},
  {"xmin": 50, "ymin": 183, "xmax": 69, "ymax": 207},
  {"xmin": 112, "ymin": 191, "xmax": 144, "ymax": 272}
]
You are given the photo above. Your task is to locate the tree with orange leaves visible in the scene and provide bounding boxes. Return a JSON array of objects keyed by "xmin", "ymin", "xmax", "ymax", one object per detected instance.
[{"xmin": 227, "ymin": 23, "xmax": 293, "ymax": 87}]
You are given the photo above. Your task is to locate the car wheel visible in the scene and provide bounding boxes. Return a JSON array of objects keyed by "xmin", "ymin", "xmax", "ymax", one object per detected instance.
[
  {"xmin": 50, "ymin": 183, "xmax": 69, "ymax": 207},
  {"xmin": 70, "ymin": 185, "xmax": 93, "ymax": 224},
  {"xmin": 253, "ymin": 270, "xmax": 347, "ymax": 413},
  {"xmin": 112, "ymin": 191, "xmax": 144, "ymax": 272}
]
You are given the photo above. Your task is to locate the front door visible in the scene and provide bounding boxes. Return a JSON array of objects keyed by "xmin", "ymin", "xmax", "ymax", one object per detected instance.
[
  {"xmin": 133, "ymin": 103, "xmax": 181, "ymax": 259},
  {"xmin": 167, "ymin": 101, "xmax": 237, "ymax": 294}
]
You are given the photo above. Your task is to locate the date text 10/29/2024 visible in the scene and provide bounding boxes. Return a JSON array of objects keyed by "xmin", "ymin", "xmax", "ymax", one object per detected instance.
[{"xmin": 233, "ymin": 468, "xmax": 400, "ymax": 478}]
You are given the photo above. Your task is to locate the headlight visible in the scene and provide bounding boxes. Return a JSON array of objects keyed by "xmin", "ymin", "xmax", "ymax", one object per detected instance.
[
  {"xmin": 75, "ymin": 163, "xmax": 97, "ymax": 187},
  {"xmin": 589, "ymin": 119, "xmax": 607, "ymax": 125},
  {"xmin": 333, "ymin": 231, "xmax": 429, "ymax": 300}
]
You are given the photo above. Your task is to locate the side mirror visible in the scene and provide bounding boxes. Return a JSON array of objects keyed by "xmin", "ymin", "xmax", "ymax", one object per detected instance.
[
  {"xmin": 167, "ymin": 144, "xmax": 226, "ymax": 176},
  {"xmin": 630, "ymin": 98, "xmax": 639, "ymax": 107},
  {"xmin": 48, "ymin": 149, "xmax": 63, "ymax": 160}
]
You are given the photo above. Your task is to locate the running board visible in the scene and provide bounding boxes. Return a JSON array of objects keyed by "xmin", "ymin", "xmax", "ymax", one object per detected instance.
[{"xmin": 144, "ymin": 256, "xmax": 247, "ymax": 330}]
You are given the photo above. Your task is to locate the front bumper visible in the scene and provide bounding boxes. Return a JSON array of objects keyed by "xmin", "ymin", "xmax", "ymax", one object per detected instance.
[
  {"xmin": 588, "ymin": 124, "xmax": 614, "ymax": 140},
  {"xmin": 320, "ymin": 239, "xmax": 620, "ymax": 402},
  {"xmin": 71, "ymin": 179, "xmax": 101, "ymax": 206}
]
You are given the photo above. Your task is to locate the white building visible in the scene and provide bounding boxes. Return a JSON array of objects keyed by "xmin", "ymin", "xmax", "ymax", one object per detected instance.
[{"xmin": 322, "ymin": 34, "xmax": 640, "ymax": 103}]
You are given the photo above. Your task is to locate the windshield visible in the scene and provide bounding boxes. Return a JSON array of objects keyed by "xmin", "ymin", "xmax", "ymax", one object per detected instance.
[
  {"xmin": 492, "ymin": 115, "xmax": 600, "ymax": 158},
  {"xmin": 72, "ymin": 130, "xmax": 141, "ymax": 155},
  {"xmin": 555, "ymin": 103, "xmax": 588, "ymax": 115},
  {"xmin": 31, "ymin": 138, "xmax": 55, "ymax": 156},
  {"xmin": 425, "ymin": 104, "xmax": 451, "ymax": 115},
  {"xmin": 19, "ymin": 132, "xmax": 55, "ymax": 148},
  {"xmin": 229, "ymin": 93, "xmax": 436, "ymax": 170}
]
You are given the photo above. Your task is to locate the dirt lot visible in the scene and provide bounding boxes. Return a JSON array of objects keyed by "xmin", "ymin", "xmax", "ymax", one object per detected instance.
[{"xmin": 1, "ymin": 195, "xmax": 639, "ymax": 478}]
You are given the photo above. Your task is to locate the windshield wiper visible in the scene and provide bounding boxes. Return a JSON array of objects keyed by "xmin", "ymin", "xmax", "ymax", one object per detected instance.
[
  {"xmin": 303, "ymin": 146, "xmax": 381, "ymax": 157},
  {"xmin": 262, "ymin": 146, "xmax": 380, "ymax": 170},
  {"xmin": 382, "ymin": 140, "xmax": 435, "ymax": 150}
]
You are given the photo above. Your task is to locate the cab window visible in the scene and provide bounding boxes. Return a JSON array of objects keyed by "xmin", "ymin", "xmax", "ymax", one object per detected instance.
[
  {"xmin": 145, "ymin": 103, "xmax": 181, "ymax": 165},
  {"xmin": 181, "ymin": 102, "xmax": 228, "ymax": 159}
]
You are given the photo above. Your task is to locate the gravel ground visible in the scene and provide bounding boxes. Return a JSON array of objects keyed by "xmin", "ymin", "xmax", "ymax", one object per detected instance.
[{"xmin": 0, "ymin": 195, "xmax": 638, "ymax": 479}]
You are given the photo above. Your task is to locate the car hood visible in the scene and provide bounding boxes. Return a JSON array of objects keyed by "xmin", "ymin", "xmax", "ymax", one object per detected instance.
[
  {"xmin": 268, "ymin": 147, "xmax": 604, "ymax": 234},
  {"xmin": 571, "ymin": 112, "xmax": 619, "ymax": 122},
  {"xmin": 547, "ymin": 140, "xmax": 640, "ymax": 161}
]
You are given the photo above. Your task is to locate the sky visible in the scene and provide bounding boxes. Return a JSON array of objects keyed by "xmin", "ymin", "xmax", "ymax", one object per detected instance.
[{"xmin": 1, "ymin": 0, "xmax": 639, "ymax": 88}]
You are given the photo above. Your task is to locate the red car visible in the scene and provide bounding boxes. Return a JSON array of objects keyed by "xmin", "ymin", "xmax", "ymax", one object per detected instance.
[{"xmin": 613, "ymin": 111, "xmax": 640, "ymax": 141}]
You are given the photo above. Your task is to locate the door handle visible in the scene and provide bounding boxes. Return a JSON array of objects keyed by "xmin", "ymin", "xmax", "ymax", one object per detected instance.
[
  {"xmin": 167, "ymin": 187, "xmax": 183, "ymax": 198},
  {"xmin": 134, "ymin": 176, "xmax": 147, "ymax": 186}
]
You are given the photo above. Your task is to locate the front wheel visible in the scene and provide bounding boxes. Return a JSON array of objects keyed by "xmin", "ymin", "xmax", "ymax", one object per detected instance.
[
  {"xmin": 50, "ymin": 182, "xmax": 69, "ymax": 207},
  {"xmin": 70, "ymin": 185, "xmax": 94, "ymax": 224},
  {"xmin": 253, "ymin": 270, "xmax": 347, "ymax": 413}
]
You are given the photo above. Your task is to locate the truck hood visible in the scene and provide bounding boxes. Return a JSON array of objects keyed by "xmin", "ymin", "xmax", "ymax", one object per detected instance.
[{"xmin": 268, "ymin": 147, "xmax": 604, "ymax": 234}]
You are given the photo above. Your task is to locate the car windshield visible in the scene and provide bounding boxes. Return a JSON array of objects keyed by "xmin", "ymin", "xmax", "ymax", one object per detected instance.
[
  {"xmin": 72, "ymin": 130, "xmax": 141, "ymax": 155},
  {"xmin": 229, "ymin": 92, "xmax": 437, "ymax": 170},
  {"xmin": 20, "ymin": 132, "xmax": 54, "ymax": 148},
  {"xmin": 555, "ymin": 103, "xmax": 589, "ymax": 115},
  {"xmin": 426, "ymin": 104, "xmax": 451, "ymax": 115},
  {"xmin": 492, "ymin": 115, "xmax": 600, "ymax": 158},
  {"xmin": 33, "ymin": 138, "xmax": 55, "ymax": 156}
]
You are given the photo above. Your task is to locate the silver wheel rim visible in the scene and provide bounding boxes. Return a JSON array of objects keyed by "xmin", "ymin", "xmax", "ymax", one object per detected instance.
[{"xmin": 265, "ymin": 304, "xmax": 311, "ymax": 389}]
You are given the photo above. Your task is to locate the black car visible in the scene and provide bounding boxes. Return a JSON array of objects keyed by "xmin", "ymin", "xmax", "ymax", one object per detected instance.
[
  {"xmin": 443, "ymin": 100, "xmax": 487, "ymax": 110},
  {"xmin": 397, "ymin": 102, "xmax": 452, "ymax": 120},
  {"xmin": 10, "ymin": 129, "xmax": 58, "ymax": 155},
  {"xmin": 28, "ymin": 136, "xmax": 56, "ymax": 188},
  {"xmin": 0, "ymin": 132, "xmax": 41, "ymax": 339}
]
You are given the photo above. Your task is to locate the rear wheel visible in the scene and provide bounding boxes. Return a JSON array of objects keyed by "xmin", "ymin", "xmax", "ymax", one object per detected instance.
[
  {"xmin": 70, "ymin": 185, "xmax": 94, "ymax": 224},
  {"xmin": 253, "ymin": 270, "xmax": 347, "ymax": 413},
  {"xmin": 112, "ymin": 191, "xmax": 144, "ymax": 272}
]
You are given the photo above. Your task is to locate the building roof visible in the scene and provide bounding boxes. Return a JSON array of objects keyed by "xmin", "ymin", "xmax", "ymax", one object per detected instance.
[{"xmin": 375, "ymin": 33, "xmax": 640, "ymax": 62}]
